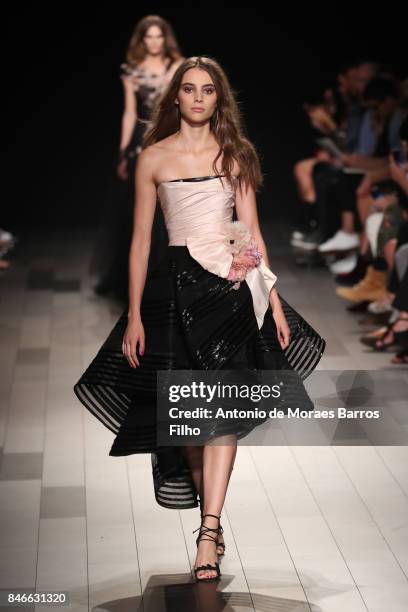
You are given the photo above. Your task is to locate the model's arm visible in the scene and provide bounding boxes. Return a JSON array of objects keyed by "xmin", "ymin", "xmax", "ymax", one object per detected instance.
[
  {"xmin": 119, "ymin": 75, "xmax": 138, "ymax": 155},
  {"xmin": 234, "ymin": 181, "xmax": 268, "ymax": 260},
  {"xmin": 128, "ymin": 149, "xmax": 157, "ymax": 317},
  {"xmin": 123, "ymin": 148, "xmax": 157, "ymax": 368},
  {"xmin": 235, "ymin": 180, "xmax": 290, "ymax": 348}
]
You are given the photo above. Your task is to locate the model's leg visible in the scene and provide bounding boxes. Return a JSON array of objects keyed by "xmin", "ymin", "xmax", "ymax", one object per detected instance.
[
  {"xmin": 182, "ymin": 444, "xmax": 237, "ymax": 557},
  {"xmin": 193, "ymin": 434, "xmax": 237, "ymax": 580},
  {"xmin": 200, "ymin": 442, "xmax": 237, "ymax": 554}
]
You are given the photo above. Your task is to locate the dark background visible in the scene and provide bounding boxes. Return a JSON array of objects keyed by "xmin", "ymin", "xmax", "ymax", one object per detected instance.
[{"xmin": 5, "ymin": 3, "xmax": 407, "ymax": 229}]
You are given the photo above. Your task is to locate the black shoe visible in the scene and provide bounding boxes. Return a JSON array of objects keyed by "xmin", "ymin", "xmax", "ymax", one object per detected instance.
[
  {"xmin": 391, "ymin": 349, "xmax": 408, "ymax": 364},
  {"xmin": 346, "ymin": 300, "xmax": 370, "ymax": 313},
  {"xmin": 291, "ymin": 218, "xmax": 318, "ymax": 240},
  {"xmin": 360, "ymin": 323, "xmax": 393, "ymax": 348},
  {"xmin": 199, "ymin": 498, "xmax": 225, "ymax": 556},
  {"xmin": 357, "ymin": 311, "xmax": 393, "ymax": 327},
  {"xmin": 192, "ymin": 513, "xmax": 222, "ymax": 582}
]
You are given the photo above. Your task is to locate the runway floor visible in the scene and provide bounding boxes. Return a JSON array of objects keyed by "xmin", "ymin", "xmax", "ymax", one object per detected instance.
[{"xmin": 0, "ymin": 224, "xmax": 407, "ymax": 611}]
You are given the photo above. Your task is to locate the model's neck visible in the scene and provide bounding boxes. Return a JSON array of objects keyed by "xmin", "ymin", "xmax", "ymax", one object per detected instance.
[{"xmin": 175, "ymin": 124, "xmax": 216, "ymax": 153}]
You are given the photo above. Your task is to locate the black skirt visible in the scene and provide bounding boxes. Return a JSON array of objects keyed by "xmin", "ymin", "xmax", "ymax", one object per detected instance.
[{"xmin": 74, "ymin": 246, "xmax": 325, "ymax": 509}]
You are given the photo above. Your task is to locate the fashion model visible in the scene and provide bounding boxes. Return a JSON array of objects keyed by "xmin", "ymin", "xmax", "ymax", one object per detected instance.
[
  {"xmin": 93, "ymin": 14, "xmax": 184, "ymax": 301},
  {"xmin": 75, "ymin": 56, "xmax": 325, "ymax": 582}
]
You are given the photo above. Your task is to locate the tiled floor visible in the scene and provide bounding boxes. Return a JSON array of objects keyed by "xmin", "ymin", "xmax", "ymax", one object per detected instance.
[{"xmin": 0, "ymin": 225, "xmax": 407, "ymax": 611}]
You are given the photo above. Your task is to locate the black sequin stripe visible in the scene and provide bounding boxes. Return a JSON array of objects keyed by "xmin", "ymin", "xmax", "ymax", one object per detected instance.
[{"xmin": 280, "ymin": 296, "xmax": 326, "ymax": 379}]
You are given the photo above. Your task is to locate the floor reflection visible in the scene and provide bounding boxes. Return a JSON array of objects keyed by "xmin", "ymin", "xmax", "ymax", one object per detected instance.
[{"xmin": 92, "ymin": 573, "xmax": 316, "ymax": 612}]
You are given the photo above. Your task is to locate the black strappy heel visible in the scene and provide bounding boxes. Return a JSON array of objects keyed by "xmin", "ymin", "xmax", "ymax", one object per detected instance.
[
  {"xmin": 373, "ymin": 316, "xmax": 408, "ymax": 351},
  {"xmin": 370, "ymin": 321, "xmax": 396, "ymax": 351},
  {"xmin": 391, "ymin": 349, "xmax": 408, "ymax": 364},
  {"xmin": 192, "ymin": 513, "xmax": 222, "ymax": 582},
  {"xmin": 199, "ymin": 497, "xmax": 226, "ymax": 556}
]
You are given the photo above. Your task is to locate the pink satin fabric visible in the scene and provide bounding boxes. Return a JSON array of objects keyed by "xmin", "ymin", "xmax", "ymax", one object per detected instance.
[{"xmin": 157, "ymin": 176, "xmax": 277, "ymax": 328}]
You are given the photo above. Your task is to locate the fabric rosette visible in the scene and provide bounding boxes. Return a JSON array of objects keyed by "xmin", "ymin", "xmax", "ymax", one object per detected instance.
[{"xmin": 225, "ymin": 221, "xmax": 263, "ymax": 288}]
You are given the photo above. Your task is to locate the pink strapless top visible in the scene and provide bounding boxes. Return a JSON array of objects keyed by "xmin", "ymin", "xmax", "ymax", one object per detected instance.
[{"xmin": 157, "ymin": 175, "xmax": 277, "ymax": 328}]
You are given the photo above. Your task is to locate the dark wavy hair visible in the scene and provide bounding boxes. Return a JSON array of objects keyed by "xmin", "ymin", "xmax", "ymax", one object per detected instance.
[
  {"xmin": 143, "ymin": 56, "xmax": 263, "ymax": 192},
  {"xmin": 126, "ymin": 15, "xmax": 182, "ymax": 66}
]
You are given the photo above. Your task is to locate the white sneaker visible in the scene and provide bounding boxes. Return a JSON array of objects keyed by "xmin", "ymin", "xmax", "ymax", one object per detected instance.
[
  {"xmin": 291, "ymin": 230, "xmax": 304, "ymax": 241},
  {"xmin": 329, "ymin": 253, "xmax": 358, "ymax": 275},
  {"xmin": 318, "ymin": 230, "xmax": 359, "ymax": 253},
  {"xmin": 290, "ymin": 230, "xmax": 322, "ymax": 250},
  {"xmin": 0, "ymin": 229, "xmax": 13, "ymax": 243}
]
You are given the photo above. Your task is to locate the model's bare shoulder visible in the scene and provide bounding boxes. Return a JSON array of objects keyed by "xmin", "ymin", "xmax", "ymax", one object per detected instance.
[
  {"xmin": 151, "ymin": 133, "xmax": 178, "ymax": 151},
  {"xmin": 132, "ymin": 148, "xmax": 160, "ymax": 189},
  {"xmin": 141, "ymin": 137, "xmax": 179, "ymax": 183}
]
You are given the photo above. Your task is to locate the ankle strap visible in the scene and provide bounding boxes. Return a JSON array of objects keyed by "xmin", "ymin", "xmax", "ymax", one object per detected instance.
[{"xmin": 201, "ymin": 513, "xmax": 221, "ymax": 520}]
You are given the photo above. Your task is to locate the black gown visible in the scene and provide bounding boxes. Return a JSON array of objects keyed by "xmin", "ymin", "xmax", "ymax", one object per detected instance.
[
  {"xmin": 75, "ymin": 175, "xmax": 326, "ymax": 510},
  {"xmin": 91, "ymin": 61, "xmax": 174, "ymax": 301}
]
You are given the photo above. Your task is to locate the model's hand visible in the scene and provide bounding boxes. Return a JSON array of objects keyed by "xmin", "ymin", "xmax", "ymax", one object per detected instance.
[
  {"xmin": 122, "ymin": 317, "xmax": 145, "ymax": 368},
  {"xmin": 272, "ymin": 303, "xmax": 290, "ymax": 350},
  {"xmin": 117, "ymin": 158, "xmax": 129, "ymax": 181}
]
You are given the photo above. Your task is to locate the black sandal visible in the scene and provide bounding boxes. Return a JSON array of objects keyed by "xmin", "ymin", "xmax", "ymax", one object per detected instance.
[
  {"xmin": 373, "ymin": 316, "xmax": 408, "ymax": 351},
  {"xmin": 192, "ymin": 513, "xmax": 222, "ymax": 582},
  {"xmin": 199, "ymin": 498, "xmax": 226, "ymax": 556},
  {"xmin": 393, "ymin": 327, "xmax": 408, "ymax": 346},
  {"xmin": 360, "ymin": 324, "xmax": 392, "ymax": 348},
  {"xmin": 372, "ymin": 322, "xmax": 398, "ymax": 351},
  {"xmin": 391, "ymin": 349, "xmax": 408, "ymax": 364}
]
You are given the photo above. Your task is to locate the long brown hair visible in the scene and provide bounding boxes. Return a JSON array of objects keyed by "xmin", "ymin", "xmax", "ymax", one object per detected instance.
[
  {"xmin": 143, "ymin": 56, "xmax": 263, "ymax": 192},
  {"xmin": 126, "ymin": 15, "xmax": 182, "ymax": 67}
]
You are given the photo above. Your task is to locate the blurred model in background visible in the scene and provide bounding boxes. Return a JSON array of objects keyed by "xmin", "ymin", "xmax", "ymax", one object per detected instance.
[{"xmin": 93, "ymin": 15, "xmax": 184, "ymax": 302}]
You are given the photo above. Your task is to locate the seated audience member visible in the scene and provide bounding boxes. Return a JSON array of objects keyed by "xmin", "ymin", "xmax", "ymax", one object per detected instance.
[
  {"xmin": 313, "ymin": 77, "xmax": 406, "ymax": 282},
  {"xmin": 337, "ymin": 116, "xmax": 408, "ymax": 314},
  {"xmin": 291, "ymin": 61, "xmax": 378, "ymax": 248}
]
